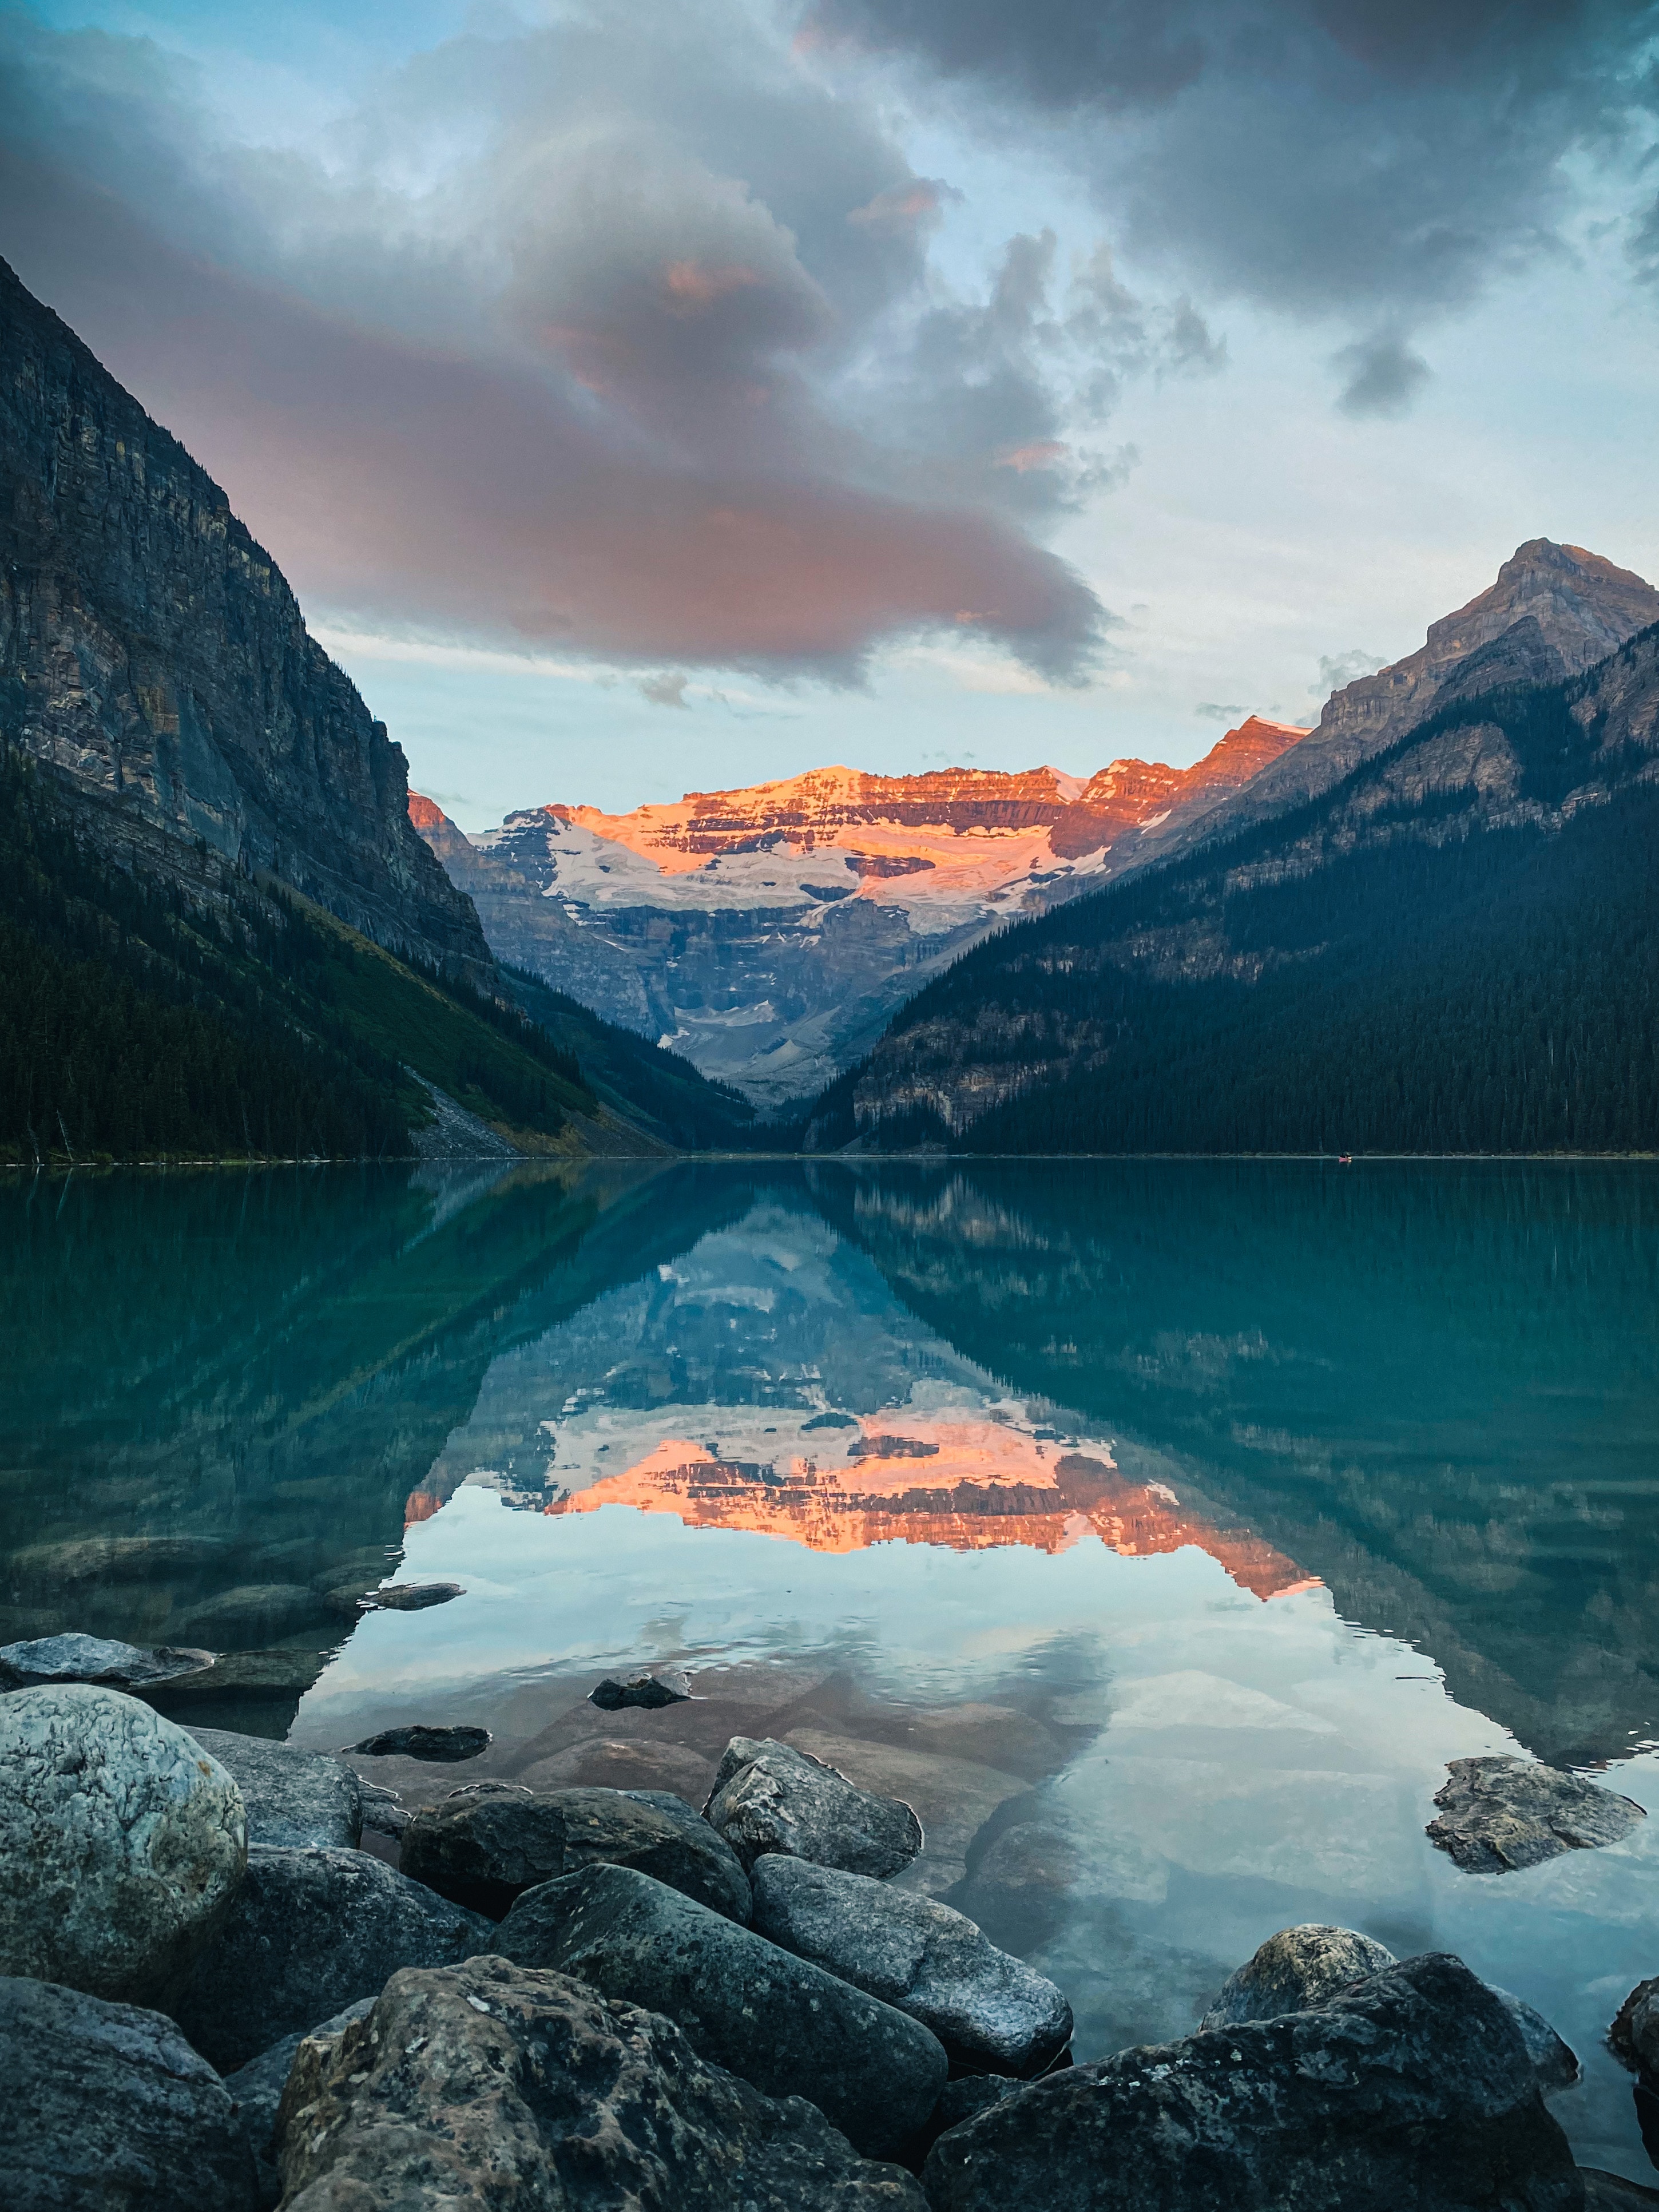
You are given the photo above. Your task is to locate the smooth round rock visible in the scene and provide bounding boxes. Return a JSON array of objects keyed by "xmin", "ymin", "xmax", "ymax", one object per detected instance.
[{"xmin": 0, "ymin": 1686, "xmax": 247, "ymax": 2006}]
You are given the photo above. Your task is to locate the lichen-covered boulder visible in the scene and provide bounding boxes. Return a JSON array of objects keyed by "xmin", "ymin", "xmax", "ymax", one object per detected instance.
[
  {"xmin": 1428, "ymin": 1756, "xmax": 1644, "ymax": 1872},
  {"xmin": 0, "ymin": 1686, "xmax": 246, "ymax": 2005},
  {"xmin": 0, "ymin": 1633, "xmax": 214, "ymax": 1692},
  {"xmin": 188, "ymin": 1727, "xmax": 362, "ymax": 1849},
  {"xmin": 0, "ymin": 1973, "xmax": 261, "ymax": 2212},
  {"xmin": 1200, "ymin": 1924, "xmax": 1399, "ymax": 2028},
  {"xmin": 704, "ymin": 1737, "xmax": 922, "ymax": 1879},
  {"xmin": 273, "ymin": 1955, "xmax": 927, "ymax": 2211},
  {"xmin": 750, "ymin": 1856, "xmax": 1070, "ymax": 2074}
]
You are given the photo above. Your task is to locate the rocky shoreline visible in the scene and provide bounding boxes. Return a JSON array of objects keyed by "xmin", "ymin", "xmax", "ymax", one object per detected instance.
[{"xmin": 1, "ymin": 1661, "xmax": 1656, "ymax": 2209}]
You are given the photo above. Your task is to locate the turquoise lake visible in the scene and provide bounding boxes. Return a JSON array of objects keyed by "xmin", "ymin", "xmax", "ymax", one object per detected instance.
[{"xmin": 3, "ymin": 1158, "xmax": 1658, "ymax": 2178}]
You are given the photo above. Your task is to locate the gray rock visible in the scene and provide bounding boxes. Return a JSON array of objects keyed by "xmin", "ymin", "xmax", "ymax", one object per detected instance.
[
  {"xmin": 1428, "ymin": 1755, "xmax": 1645, "ymax": 1872},
  {"xmin": 355, "ymin": 1779, "xmax": 410, "ymax": 1838},
  {"xmin": 169, "ymin": 1844, "xmax": 492, "ymax": 2071},
  {"xmin": 273, "ymin": 1955, "xmax": 926, "ymax": 2211},
  {"xmin": 590, "ymin": 1668, "xmax": 693, "ymax": 1710},
  {"xmin": 1610, "ymin": 1976, "xmax": 1659, "ymax": 2076},
  {"xmin": 400, "ymin": 1791, "xmax": 568, "ymax": 1917},
  {"xmin": 400, "ymin": 1783, "xmax": 751, "ymax": 1921},
  {"xmin": 750, "ymin": 1856, "xmax": 1070, "ymax": 2074},
  {"xmin": 223, "ymin": 1997, "xmax": 374, "ymax": 2163},
  {"xmin": 186, "ymin": 1728, "xmax": 362, "ymax": 1850},
  {"xmin": 345, "ymin": 1723, "xmax": 491, "ymax": 1762},
  {"xmin": 0, "ymin": 1633, "xmax": 215, "ymax": 1691},
  {"xmin": 946, "ymin": 1820, "xmax": 1078, "ymax": 1957},
  {"xmin": 0, "ymin": 1686, "xmax": 246, "ymax": 2007},
  {"xmin": 495, "ymin": 1863, "xmax": 948, "ymax": 2157},
  {"xmin": 704, "ymin": 1736, "xmax": 922, "ymax": 1879},
  {"xmin": 1581, "ymin": 2171, "xmax": 1659, "ymax": 2208},
  {"xmin": 923, "ymin": 1953, "xmax": 1581, "ymax": 2212},
  {"xmin": 1200, "ymin": 1923, "xmax": 1400, "ymax": 2028},
  {"xmin": 0, "ymin": 1973, "xmax": 261, "ymax": 2211},
  {"xmin": 143, "ymin": 1650, "xmax": 328, "ymax": 1706},
  {"xmin": 1493, "ymin": 1987, "xmax": 1582, "ymax": 2095},
  {"xmin": 358, "ymin": 1581, "xmax": 465, "ymax": 1612}
]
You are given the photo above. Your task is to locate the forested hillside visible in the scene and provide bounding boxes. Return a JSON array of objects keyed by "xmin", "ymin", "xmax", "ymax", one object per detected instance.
[{"xmin": 807, "ymin": 629, "xmax": 1659, "ymax": 1156}]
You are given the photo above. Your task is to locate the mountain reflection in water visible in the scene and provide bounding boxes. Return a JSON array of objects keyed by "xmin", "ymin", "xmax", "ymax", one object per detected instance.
[{"xmin": 551, "ymin": 1418, "xmax": 1313, "ymax": 1598}]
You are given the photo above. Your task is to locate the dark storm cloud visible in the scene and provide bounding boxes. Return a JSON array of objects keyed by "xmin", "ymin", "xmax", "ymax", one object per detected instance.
[
  {"xmin": 0, "ymin": 7, "xmax": 1133, "ymax": 680},
  {"xmin": 1333, "ymin": 334, "xmax": 1432, "ymax": 418},
  {"xmin": 807, "ymin": 0, "xmax": 1659, "ymax": 328}
]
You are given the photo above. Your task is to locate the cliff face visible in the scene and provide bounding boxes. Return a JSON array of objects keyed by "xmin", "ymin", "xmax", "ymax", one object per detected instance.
[
  {"xmin": 411, "ymin": 717, "xmax": 1304, "ymax": 1106},
  {"xmin": 0, "ymin": 258, "xmax": 491, "ymax": 985}
]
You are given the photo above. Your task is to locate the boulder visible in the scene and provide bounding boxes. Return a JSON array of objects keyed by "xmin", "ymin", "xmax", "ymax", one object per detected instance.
[
  {"xmin": 495, "ymin": 1863, "xmax": 948, "ymax": 2156},
  {"xmin": 946, "ymin": 1821, "xmax": 1078, "ymax": 1956},
  {"xmin": 750, "ymin": 1856, "xmax": 1070, "ymax": 2074},
  {"xmin": 169, "ymin": 1843, "xmax": 492, "ymax": 2071},
  {"xmin": 400, "ymin": 1783, "xmax": 751, "ymax": 1921},
  {"xmin": 1201, "ymin": 1926, "xmax": 1579, "ymax": 2096},
  {"xmin": 345, "ymin": 1723, "xmax": 490, "ymax": 1762},
  {"xmin": 1581, "ymin": 2171, "xmax": 1659, "ymax": 2209},
  {"xmin": 0, "ymin": 1974, "xmax": 261, "ymax": 2212},
  {"xmin": 0, "ymin": 1632, "xmax": 215, "ymax": 1691},
  {"xmin": 0, "ymin": 1686, "xmax": 246, "ymax": 2006},
  {"xmin": 590, "ymin": 1668, "xmax": 692, "ymax": 1710},
  {"xmin": 223, "ymin": 1997, "xmax": 374, "ymax": 2167},
  {"xmin": 356, "ymin": 1779, "xmax": 411, "ymax": 1838},
  {"xmin": 1200, "ymin": 1924, "xmax": 1399, "ymax": 2027},
  {"xmin": 1428, "ymin": 1755, "xmax": 1645, "ymax": 1872},
  {"xmin": 144, "ymin": 1649, "xmax": 327, "ymax": 1706},
  {"xmin": 1611, "ymin": 1976, "xmax": 1659, "ymax": 2078},
  {"xmin": 923, "ymin": 1953, "xmax": 1582, "ymax": 2212},
  {"xmin": 188, "ymin": 1727, "xmax": 362, "ymax": 1849},
  {"xmin": 359, "ymin": 1581, "xmax": 465, "ymax": 1612},
  {"xmin": 273, "ymin": 1955, "xmax": 926, "ymax": 2210},
  {"xmin": 704, "ymin": 1736, "xmax": 922, "ymax": 1879}
]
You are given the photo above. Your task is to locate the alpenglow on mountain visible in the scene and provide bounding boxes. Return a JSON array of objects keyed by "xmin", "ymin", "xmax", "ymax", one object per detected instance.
[{"xmin": 410, "ymin": 719, "xmax": 1305, "ymax": 1107}]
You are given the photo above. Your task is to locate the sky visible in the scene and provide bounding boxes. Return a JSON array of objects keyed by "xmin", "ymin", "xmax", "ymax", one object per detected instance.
[{"xmin": 6, "ymin": 0, "xmax": 1659, "ymax": 827}]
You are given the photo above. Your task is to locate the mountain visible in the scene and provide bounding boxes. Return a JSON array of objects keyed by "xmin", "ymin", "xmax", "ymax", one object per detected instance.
[
  {"xmin": 0, "ymin": 259, "xmax": 755, "ymax": 1162},
  {"xmin": 807, "ymin": 557, "xmax": 1659, "ymax": 1155},
  {"xmin": 409, "ymin": 717, "xmax": 1305, "ymax": 1108},
  {"xmin": 0, "ymin": 256, "xmax": 489, "ymax": 986}
]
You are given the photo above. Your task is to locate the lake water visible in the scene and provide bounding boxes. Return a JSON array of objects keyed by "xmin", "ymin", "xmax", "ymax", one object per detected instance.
[{"xmin": 4, "ymin": 1157, "xmax": 1658, "ymax": 2179}]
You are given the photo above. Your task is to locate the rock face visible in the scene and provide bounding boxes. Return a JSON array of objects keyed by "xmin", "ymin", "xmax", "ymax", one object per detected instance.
[
  {"xmin": 273, "ymin": 1955, "xmax": 927, "ymax": 2211},
  {"xmin": 346, "ymin": 1723, "xmax": 491, "ymax": 1761},
  {"xmin": 705, "ymin": 1736, "xmax": 923, "ymax": 1878},
  {"xmin": 1427, "ymin": 1755, "xmax": 1646, "ymax": 1872},
  {"xmin": 749, "ymin": 1856, "xmax": 1070, "ymax": 2075},
  {"xmin": 169, "ymin": 1843, "xmax": 493, "ymax": 2071},
  {"xmin": 0, "ymin": 1975, "xmax": 261, "ymax": 2212},
  {"xmin": 0, "ymin": 1632, "xmax": 215, "ymax": 1691},
  {"xmin": 0, "ymin": 1686, "xmax": 246, "ymax": 2006},
  {"xmin": 923, "ymin": 1953, "xmax": 1582, "ymax": 2212},
  {"xmin": 494, "ymin": 1863, "xmax": 948, "ymax": 2156},
  {"xmin": 411, "ymin": 722, "xmax": 1304, "ymax": 1108},
  {"xmin": 188, "ymin": 1727, "xmax": 362, "ymax": 1850},
  {"xmin": 1200, "ymin": 1923, "xmax": 1399, "ymax": 2028},
  {"xmin": 0, "ymin": 255, "xmax": 491, "ymax": 986}
]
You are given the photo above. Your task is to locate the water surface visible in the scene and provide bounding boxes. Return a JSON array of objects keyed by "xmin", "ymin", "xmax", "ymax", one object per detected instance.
[{"xmin": 3, "ymin": 1158, "xmax": 1657, "ymax": 2177}]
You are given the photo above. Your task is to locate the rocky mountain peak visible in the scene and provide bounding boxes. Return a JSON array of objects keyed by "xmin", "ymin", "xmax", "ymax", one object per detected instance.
[{"xmin": 1423, "ymin": 538, "xmax": 1659, "ymax": 676}]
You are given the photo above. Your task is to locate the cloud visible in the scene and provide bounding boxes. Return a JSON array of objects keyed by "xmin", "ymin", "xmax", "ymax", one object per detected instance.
[
  {"xmin": 0, "ymin": 6, "xmax": 1139, "ymax": 681},
  {"xmin": 1313, "ymin": 648, "xmax": 1388, "ymax": 696},
  {"xmin": 1333, "ymin": 335, "xmax": 1432, "ymax": 417},
  {"xmin": 640, "ymin": 672, "xmax": 691, "ymax": 708},
  {"xmin": 803, "ymin": 0, "xmax": 1659, "ymax": 334},
  {"xmin": 1193, "ymin": 701, "xmax": 1244, "ymax": 720}
]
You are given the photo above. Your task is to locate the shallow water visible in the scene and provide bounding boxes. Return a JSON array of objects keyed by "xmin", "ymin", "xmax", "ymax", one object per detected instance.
[{"xmin": 3, "ymin": 1157, "xmax": 1658, "ymax": 2178}]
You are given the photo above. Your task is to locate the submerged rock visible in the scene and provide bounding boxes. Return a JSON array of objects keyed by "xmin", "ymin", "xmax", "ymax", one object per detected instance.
[
  {"xmin": 750, "ymin": 1856, "xmax": 1070, "ymax": 2074},
  {"xmin": 0, "ymin": 1632, "xmax": 215, "ymax": 1691},
  {"xmin": 946, "ymin": 1821, "xmax": 1079, "ymax": 1957},
  {"xmin": 400, "ymin": 1783, "xmax": 752, "ymax": 1921},
  {"xmin": 923, "ymin": 1953, "xmax": 1581, "ymax": 2212},
  {"xmin": 273, "ymin": 1955, "xmax": 927, "ymax": 2211},
  {"xmin": 345, "ymin": 1723, "xmax": 491, "ymax": 1762},
  {"xmin": 589, "ymin": 1668, "xmax": 693, "ymax": 1710},
  {"xmin": 1427, "ymin": 1755, "xmax": 1645, "ymax": 1872},
  {"xmin": 704, "ymin": 1736, "xmax": 923, "ymax": 1879},
  {"xmin": 188, "ymin": 1726, "xmax": 362, "ymax": 1850},
  {"xmin": 1200, "ymin": 1924, "xmax": 1399, "ymax": 2028},
  {"xmin": 495, "ymin": 1862, "xmax": 948, "ymax": 2157},
  {"xmin": 358, "ymin": 1581, "xmax": 465, "ymax": 1612},
  {"xmin": 0, "ymin": 1973, "xmax": 262, "ymax": 2212},
  {"xmin": 0, "ymin": 1686, "xmax": 246, "ymax": 2007},
  {"xmin": 170, "ymin": 1843, "xmax": 492, "ymax": 2071}
]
